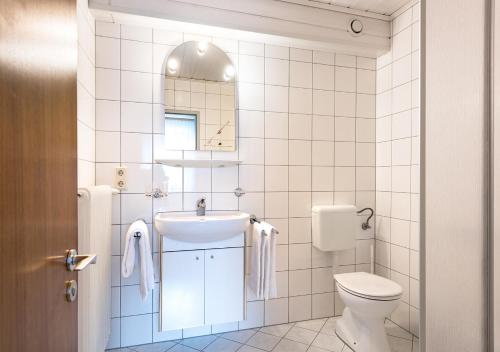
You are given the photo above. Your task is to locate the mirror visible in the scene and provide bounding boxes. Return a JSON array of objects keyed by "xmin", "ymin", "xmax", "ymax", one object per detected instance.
[{"xmin": 164, "ymin": 41, "xmax": 236, "ymax": 151}]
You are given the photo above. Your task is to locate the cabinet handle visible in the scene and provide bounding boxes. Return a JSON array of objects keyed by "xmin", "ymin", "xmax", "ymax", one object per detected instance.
[
  {"xmin": 195, "ymin": 256, "xmax": 199, "ymax": 260},
  {"xmin": 210, "ymin": 255, "xmax": 214, "ymax": 259}
]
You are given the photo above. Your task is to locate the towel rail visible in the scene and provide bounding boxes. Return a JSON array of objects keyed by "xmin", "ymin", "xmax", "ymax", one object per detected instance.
[{"xmin": 249, "ymin": 214, "xmax": 279, "ymax": 234}]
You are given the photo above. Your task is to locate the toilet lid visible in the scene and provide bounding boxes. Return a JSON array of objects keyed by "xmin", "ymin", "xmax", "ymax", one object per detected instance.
[{"xmin": 334, "ymin": 272, "xmax": 403, "ymax": 300}]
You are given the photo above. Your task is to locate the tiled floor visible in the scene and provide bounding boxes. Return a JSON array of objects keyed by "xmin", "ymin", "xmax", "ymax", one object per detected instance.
[{"xmin": 109, "ymin": 318, "xmax": 419, "ymax": 352}]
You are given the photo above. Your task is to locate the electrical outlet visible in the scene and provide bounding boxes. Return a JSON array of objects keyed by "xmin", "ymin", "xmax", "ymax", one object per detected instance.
[{"xmin": 115, "ymin": 166, "xmax": 127, "ymax": 190}]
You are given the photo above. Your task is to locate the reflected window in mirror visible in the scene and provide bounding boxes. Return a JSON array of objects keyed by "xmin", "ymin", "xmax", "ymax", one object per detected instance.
[{"xmin": 164, "ymin": 111, "xmax": 198, "ymax": 150}]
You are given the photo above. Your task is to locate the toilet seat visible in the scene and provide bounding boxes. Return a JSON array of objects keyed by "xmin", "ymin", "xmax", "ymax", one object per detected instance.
[{"xmin": 334, "ymin": 272, "xmax": 402, "ymax": 301}]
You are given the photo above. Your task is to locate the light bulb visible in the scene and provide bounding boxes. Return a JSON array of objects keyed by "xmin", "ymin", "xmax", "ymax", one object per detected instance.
[
  {"xmin": 197, "ymin": 41, "xmax": 208, "ymax": 56},
  {"xmin": 223, "ymin": 65, "xmax": 235, "ymax": 81},
  {"xmin": 167, "ymin": 58, "xmax": 178, "ymax": 74}
]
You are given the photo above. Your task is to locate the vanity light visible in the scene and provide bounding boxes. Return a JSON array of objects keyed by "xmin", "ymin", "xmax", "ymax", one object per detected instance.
[
  {"xmin": 167, "ymin": 58, "xmax": 178, "ymax": 74},
  {"xmin": 197, "ymin": 41, "xmax": 208, "ymax": 56},
  {"xmin": 223, "ymin": 65, "xmax": 235, "ymax": 81}
]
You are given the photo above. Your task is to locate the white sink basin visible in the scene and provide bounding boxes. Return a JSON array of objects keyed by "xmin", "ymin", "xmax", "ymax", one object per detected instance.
[{"xmin": 155, "ymin": 211, "xmax": 250, "ymax": 242}]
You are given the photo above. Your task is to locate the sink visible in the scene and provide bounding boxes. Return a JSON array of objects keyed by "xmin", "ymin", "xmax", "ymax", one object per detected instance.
[{"xmin": 155, "ymin": 211, "xmax": 250, "ymax": 242}]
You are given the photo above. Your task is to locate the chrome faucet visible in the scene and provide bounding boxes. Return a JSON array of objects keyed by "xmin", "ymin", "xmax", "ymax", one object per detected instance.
[{"xmin": 196, "ymin": 197, "xmax": 206, "ymax": 216}]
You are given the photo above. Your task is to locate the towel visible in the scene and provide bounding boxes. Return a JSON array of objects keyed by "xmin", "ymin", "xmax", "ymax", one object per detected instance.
[
  {"xmin": 122, "ymin": 220, "xmax": 155, "ymax": 301},
  {"xmin": 249, "ymin": 221, "xmax": 277, "ymax": 300}
]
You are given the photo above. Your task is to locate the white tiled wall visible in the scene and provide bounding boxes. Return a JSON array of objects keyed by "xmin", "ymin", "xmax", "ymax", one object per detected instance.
[
  {"xmin": 375, "ymin": 2, "xmax": 420, "ymax": 338},
  {"xmin": 77, "ymin": 0, "xmax": 96, "ymax": 187},
  {"xmin": 94, "ymin": 21, "xmax": 377, "ymax": 349}
]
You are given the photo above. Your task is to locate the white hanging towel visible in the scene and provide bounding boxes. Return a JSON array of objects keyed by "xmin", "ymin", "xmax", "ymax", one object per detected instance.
[
  {"xmin": 249, "ymin": 221, "xmax": 277, "ymax": 300},
  {"xmin": 122, "ymin": 220, "xmax": 155, "ymax": 301}
]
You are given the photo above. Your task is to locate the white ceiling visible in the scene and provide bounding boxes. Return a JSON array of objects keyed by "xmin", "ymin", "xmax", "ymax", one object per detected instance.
[{"xmin": 282, "ymin": 0, "xmax": 412, "ymax": 16}]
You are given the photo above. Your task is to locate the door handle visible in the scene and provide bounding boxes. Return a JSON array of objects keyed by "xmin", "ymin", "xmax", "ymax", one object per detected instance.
[{"xmin": 66, "ymin": 249, "xmax": 97, "ymax": 271}]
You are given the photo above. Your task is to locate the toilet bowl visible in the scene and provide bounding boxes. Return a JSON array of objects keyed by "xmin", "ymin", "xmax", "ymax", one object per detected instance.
[{"xmin": 334, "ymin": 272, "xmax": 403, "ymax": 352}]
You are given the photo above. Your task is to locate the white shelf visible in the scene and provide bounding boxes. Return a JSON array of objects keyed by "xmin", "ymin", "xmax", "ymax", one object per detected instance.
[{"xmin": 155, "ymin": 159, "xmax": 242, "ymax": 168}]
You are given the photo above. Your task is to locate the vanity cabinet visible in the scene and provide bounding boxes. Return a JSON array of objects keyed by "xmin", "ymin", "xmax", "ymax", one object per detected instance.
[{"xmin": 161, "ymin": 242, "xmax": 244, "ymax": 331}]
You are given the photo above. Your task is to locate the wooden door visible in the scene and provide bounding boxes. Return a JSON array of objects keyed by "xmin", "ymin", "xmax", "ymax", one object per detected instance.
[
  {"xmin": 161, "ymin": 251, "xmax": 205, "ymax": 330},
  {"xmin": 0, "ymin": 0, "xmax": 78, "ymax": 351},
  {"xmin": 205, "ymin": 248, "xmax": 244, "ymax": 325}
]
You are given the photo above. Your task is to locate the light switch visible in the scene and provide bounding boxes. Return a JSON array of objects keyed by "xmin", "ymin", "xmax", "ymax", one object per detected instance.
[{"xmin": 115, "ymin": 166, "xmax": 127, "ymax": 190}]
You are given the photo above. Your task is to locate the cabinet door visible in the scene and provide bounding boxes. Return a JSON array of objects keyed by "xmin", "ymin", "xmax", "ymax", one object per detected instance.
[
  {"xmin": 205, "ymin": 248, "xmax": 244, "ymax": 325},
  {"xmin": 161, "ymin": 250, "xmax": 204, "ymax": 330}
]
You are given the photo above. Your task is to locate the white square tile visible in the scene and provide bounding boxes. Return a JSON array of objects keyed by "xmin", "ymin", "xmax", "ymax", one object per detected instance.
[
  {"xmin": 392, "ymin": 166, "xmax": 411, "ymax": 192},
  {"xmin": 265, "ymin": 139, "xmax": 288, "ymax": 165},
  {"xmin": 356, "ymin": 167, "xmax": 375, "ymax": 190},
  {"xmin": 153, "ymin": 29, "xmax": 182, "ymax": 45},
  {"xmin": 121, "ymin": 132, "xmax": 152, "ymax": 163},
  {"xmin": 264, "ymin": 191, "xmax": 288, "ymax": 218},
  {"xmin": 290, "ymin": 61, "xmax": 312, "ymax": 88},
  {"xmin": 335, "ymin": 54, "xmax": 356, "ymax": 67},
  {"xmin": 376, "ymin": 90, "xmax": 392, "ymax": 118},
  {"xmin": 239, "ymin": 165, "xmax": 264, "ymax": 191},
  {"xmin": 265, "ymin": 298, "xmax": 289, "ymax": 326},
  {"xmin": 289, "ymin": 192, "xmax": 312, "ymax": 218},
  {"xmin": 335, "ymin": 117, "xmax": 355, "ymax": 141},
  {"xmin": 121, "ymin": 39, "xmax": 153, "ymax": 72},
  {"xmin": 357, "ymin": 69, "xmax": 375, "ymax": 94},
  {"xmin": 265, "ymin": 166, "xmax": 289, "ymax": 191},
  {"xmin": 376, "ymin": 64, "xmax": 392, "ymax": 93},
  {"xmin": 184, "ymin": 168, "xmax": 211, "ymax": 192},
  {"xmin": 356, "ymin": 118, "xmax": 375, "ymax": 142},
  {"xmin": 289, "ymin": 140, "xmax": 311, "ymax": 165},
  {"xmin": 289, "ymin": 295, "xmax": 312, "ymax": 322},
  {"xmin": 313, "ymin": 51, "xmax": 335, "ymax": 65},
  {"xmin": 312, "ymin": 293, "xmax": 334, "ymax": 319},
  {"xmin": 212, "ymin": 167, "xmax": 238, "ymax": 192},
  {"xmin": 265, "ymin": 58, "xmax": 289, "ymax": 86},
  {"xmin": 239, "ymin": 41, "xmax": 265, "ymax": 56},
  {"xmin": 239, "ymin": 55, "xmax": 264, "ymax": 83},
  {"xmin": 313, "ymin": 64, "xmax": 335, "ymax": 90},
  {"xmin": 289, "ymin": 217, "xmax": 311, "ymax": 244},
  {"xmin": 289, "ymin": 166, "xmax": 312, "ymax": 191},
  {"xmin": 96, "ymin": 100, "xmax": 120, "ymax": 131},
  {"xmin": 356, "ymin": 143, "xmax": 375, "ymax": 166},
  {"xmin": 96, "ymin": 131, "xmax": 120, "ymax": 162},
  {"xmin": 120, "ymin": 314, "xmax": 153, "ymax": 347},
  {"xmin": 312, "ymin": 116, "xmax": 334, "ymax": 141},
  {"xmin": 289, "ymin": 269, "xmax": 312, "ymax": 296},
  {"xmin": 334, "ymin": 167, "xmax": 355, "ymax": 191},
  {"xmin": 239, "ymin": 138, "xmax": 264, "ymax": 164},
  {"xmin": 121, "ymin": 102, "xmax": 152, "ymax": 133},
  {"xmin": 289, "ymin": 114, "xmax": 312, "ymax": 140},
  {"xmin": 312, "ymin": 167, "xmax": 334, "ymax": 191},
  {"xmin": 96, "ymin": 36, "xmax": 120, "ymax": 69},
  {"xmin": 376, "ymin": 117, "xmax": 392, "ymax": 143},
  {"xmin": 392, "ymin": 26, "xmax": 412, "ymax": 60},
  {"xmin": 357, "ymin": 94, "xmax": 375, "ymax": 118},
  {"xmin": 392, "ymin": 55, "xmax": 412, "ymax": 87},
  {"xmin": 122, "ymin": 163, "xmax": 153, "ymax": 193},
  {"xmin": 238, "ymin": 83, "xmax": 264, "ymax": 110},
  {"xmin": 313, "ymin": 90, "xmax": 334, "ymax": 116},
  {"xmin": 392, "ymin": 110, "xmax": 412, "ymax": 139},
  {"xmin": 96, "ymin": 21, "xmax": 120, "ymax": 38},
  {"xmin": 392, "ymin": 193, "xmax": 411, "ymax": 220},
  {"xmin": 290, "ymin": 48, "xmax": 312, "ymax": 62},
  {"xmin": 121, "ymin": 193, "xmax": 152, "ymax": 224},
  {"xmin": 334, "ymin": 92, "xmax": 355, "ymax": 117},
  {"xmin": 335, "ymin": 67, "xmax": 355, "ymax": 92},
  {"xmin": 121, "ymin": 285, "xmax": 153, "ymax": 316},
  {"xmin": 312, "ymin": 141, "xmax": 334, "ymax": 166},
  {"xmin": 239, "ymin": 110, "xmax": 264, "ymax": 138},
  {"xmin": 334, "ymin": 142, "xmax": 355, "ymax": 166},
  {"xmin": 391, "ymin": 245, "xmax": 410, "ymax": 275},
  {"xmin": 357, "ymin": 57, "xmax": 376, "ymax": 70},
  {"xmin": 265, "ymin": 44, "xmax": 289, "ymax": 59},
  {"xmin": 96, "ymin": 68, "xmax": 120, "ymax": 100},
  {"xmin": 265, "ymin": 85, "xmax": 289, "ymax": 112},
  {"xmin": 290, "ymin": 88, "xmax": 312, "ymax": 114},
  {"xmin": 312, "ymin": 267, "xmax": 334, "ymax": 293},
  {"xmin": 392, "ymin": 138, "xmax": 412, "ymax": 165},
  {"xmin": 121, "ymin": 24, "xmax": 152, "ymax": 42},
  {"xmin": 122, "ymin": 71, "xmax": 153, "ymax": 103}
]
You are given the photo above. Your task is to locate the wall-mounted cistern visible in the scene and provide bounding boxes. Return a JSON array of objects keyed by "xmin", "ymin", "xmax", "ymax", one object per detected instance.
[{"xmin": 196, "ymin": 197, "xmax": 206, "ymax": 216}]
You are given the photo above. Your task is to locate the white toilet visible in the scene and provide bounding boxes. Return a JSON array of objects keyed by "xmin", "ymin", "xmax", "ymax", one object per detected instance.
[
  {"xmin": 334, "ymin": 271, "xmax": 402, "ymax": 352},
  {"xmin": 311, "ymin": 205, "xmax": 403, "ymax": 352}
]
